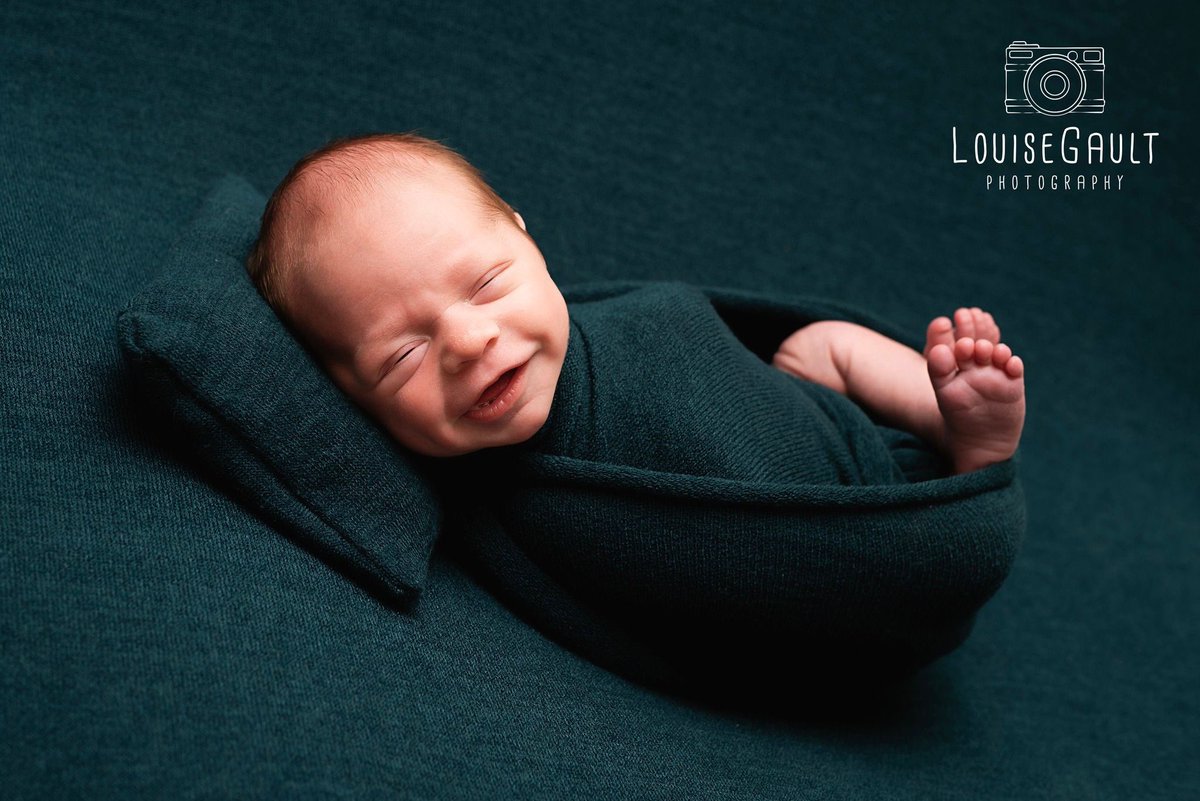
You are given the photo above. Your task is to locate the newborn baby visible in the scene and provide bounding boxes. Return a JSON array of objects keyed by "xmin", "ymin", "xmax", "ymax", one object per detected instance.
[{"xmin": 246, "ymin": 133, "xmax": 1025, "ymax": 476}]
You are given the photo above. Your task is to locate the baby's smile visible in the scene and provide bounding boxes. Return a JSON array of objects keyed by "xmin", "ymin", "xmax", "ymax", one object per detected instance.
[{"xmin": 463, "ymin": 358, "xmax": 531, "ymax": 422}]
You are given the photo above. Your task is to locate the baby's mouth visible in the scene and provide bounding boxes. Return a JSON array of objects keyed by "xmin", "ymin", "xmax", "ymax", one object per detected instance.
[
  {"xmin": 463, "ymin": 359, "xmax": 530, "ymax": 423},
  {"xmin": 475, "ymin": 368, "xmax": 518, "ymax": 407}
]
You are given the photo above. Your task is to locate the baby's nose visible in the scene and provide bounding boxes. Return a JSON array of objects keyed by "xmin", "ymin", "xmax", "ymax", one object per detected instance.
[{"xmin": 440, "ymin": 307, "xmax": 500, "ymax": 366}]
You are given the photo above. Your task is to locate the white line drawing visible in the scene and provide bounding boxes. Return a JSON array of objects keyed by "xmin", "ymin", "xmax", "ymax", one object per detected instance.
[{"xmin": 1005, "ymin": 41, "xmax": 1105, "ymax": 115}]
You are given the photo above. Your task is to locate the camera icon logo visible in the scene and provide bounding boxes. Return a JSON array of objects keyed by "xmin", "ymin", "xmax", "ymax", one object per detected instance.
[{"xmin": 1005, "ymin": 41, "xmax": 1105, "ymax": 115}]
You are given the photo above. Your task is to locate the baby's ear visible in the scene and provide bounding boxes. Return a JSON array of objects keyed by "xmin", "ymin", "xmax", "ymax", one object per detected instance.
[{"xmin": 513, "ymin": 211, "xmax": 527, "ymax": 232}]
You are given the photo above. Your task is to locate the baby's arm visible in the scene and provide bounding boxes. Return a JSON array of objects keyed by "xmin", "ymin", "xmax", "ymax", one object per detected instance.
[{"xmin": 772, "ymin": 321, "xmax": 946, "ymax": 451}]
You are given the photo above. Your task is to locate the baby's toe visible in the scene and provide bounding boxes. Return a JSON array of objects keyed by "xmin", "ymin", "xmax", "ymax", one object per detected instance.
[
  {"xmin": 992, "ymin": 342, "xmax": 1013, "ymax": 367},
  {"xmin": 954, "ymin": 308, "xmax": 976, "ymax": 339},
  {"xmin": 925, "ymin": 316, "xmax": 955, "ymax": 355},
  {"xmin": 1006, "ymin": 354, "xmax": 1025, "ymax": 378},
  {"xmin": 973, "ymin": 338, "xmax": 994, "ymax": 365},
  {"xmin": 954, "ymin": 336, "xmax": 977, "ymax": 370},
  {"xmin": 971, "ymin": 308, "xmax": 995, "ymax": 341},
  {"xmin": 980, "ymin": 310, "xmax": 1001, "ymax": 343},
  {"xmin": 926, "ymin": 343, "xmax": 957, "ymax": 380}
]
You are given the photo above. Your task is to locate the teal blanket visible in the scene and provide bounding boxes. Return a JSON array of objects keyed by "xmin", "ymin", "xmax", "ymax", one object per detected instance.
[{"xmin": 420, "ymin": 280, "xmax": 1025, "ymax": 702}]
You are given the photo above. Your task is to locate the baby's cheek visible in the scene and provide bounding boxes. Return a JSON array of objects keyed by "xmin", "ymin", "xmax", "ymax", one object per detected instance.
[{"xmin": 368, "ymin": 398, "xmax": 416, "ymax": 447}]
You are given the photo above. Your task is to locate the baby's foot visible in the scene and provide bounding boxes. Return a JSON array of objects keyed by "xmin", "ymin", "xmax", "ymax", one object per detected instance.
[{"xmin": 924, "ymin": 310, "xmax": 1025, "ymax": 474}]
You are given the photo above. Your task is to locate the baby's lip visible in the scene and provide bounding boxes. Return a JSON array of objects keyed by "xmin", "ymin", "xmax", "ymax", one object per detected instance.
[{"xmin": 464, "ymin": 358, "xmax": 528, "ymax": 414}]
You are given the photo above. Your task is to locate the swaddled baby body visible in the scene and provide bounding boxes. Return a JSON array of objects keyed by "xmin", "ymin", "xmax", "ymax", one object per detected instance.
[
  {"xmin": 245, "ymin": 133, "xmax": 1027, "ymax": 695},
  {"xmin": 246, "ymin": 133, "xmax": 1026, "ymax": 479}
]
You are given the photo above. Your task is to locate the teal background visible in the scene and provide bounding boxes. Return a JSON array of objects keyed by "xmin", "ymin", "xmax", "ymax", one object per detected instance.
[{"xmin": 2, "ymin": 1, "xmax": 1197, "ymax": 798}]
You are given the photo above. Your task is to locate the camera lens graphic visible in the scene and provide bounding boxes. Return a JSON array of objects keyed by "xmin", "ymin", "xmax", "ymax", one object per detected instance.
[
  {"xmin": 1024, "ymin": 54, "xmax": 1086, "ymax": 115},
  {"xmin": 1040, "ymin": 72, "xmax": 1068, "ymax": 99}
]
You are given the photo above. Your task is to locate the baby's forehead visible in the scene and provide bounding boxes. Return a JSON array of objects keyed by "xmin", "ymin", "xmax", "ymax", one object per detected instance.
[
  {"xmin": 305, "ymin": 156, "xmax": 479, "ymax": 227},
  {"xmin": 288, "ymin": 151, "xmax": 506, "ymax": 282}
]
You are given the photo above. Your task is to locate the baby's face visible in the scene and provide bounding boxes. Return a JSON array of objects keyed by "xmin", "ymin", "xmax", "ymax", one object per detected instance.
[{"xmin": 288, "ymin": 165, "xmax": 569, "ymax": 457}]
